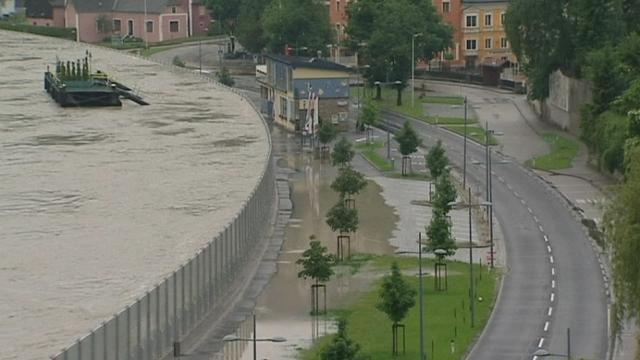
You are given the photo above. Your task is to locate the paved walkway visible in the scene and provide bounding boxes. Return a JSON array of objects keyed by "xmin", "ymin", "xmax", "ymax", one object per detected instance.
[{"xmin": 416, "ymin": 80, "xmax": 636, "ymax": 360}]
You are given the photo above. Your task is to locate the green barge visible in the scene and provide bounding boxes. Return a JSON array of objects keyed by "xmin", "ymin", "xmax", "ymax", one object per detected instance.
[{"xmin": 44, "ymin": 53, "xmax": 148, "ymax": 107}]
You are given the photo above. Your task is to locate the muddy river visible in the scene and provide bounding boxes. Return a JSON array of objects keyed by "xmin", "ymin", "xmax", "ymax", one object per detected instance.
[{"xmin": 0, "ymin": 31, "xmax": 269, "ymax": 360}]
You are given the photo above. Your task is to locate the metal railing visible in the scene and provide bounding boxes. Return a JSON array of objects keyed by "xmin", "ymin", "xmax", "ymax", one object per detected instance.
[{"xmin": 50, "ymin": 42, "xmax": 275, "ymax": 360}]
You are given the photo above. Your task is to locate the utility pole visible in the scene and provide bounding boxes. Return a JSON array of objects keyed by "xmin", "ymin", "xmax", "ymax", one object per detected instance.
[
  {"xmin": 418, "ymin": 233, "xmax": 426, "ymax": 360},
  {"xmin": 468, "ymin": 187, "xmax": 475, "ymax": 328},
  {"xmin": 463, "ymin": 96, "xmax": 468, "ymax": 189}
]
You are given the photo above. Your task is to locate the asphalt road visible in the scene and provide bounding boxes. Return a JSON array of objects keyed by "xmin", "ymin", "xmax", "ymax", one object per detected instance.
[{"xmin": 383, "ymin": 109, "xmax": 608, "ymax": 360}]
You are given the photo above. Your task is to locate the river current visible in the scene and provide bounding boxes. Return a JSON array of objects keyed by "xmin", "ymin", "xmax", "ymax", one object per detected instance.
[{"xmin": 0, "ymin": 31, "xmax": 269, "ymax": 360}]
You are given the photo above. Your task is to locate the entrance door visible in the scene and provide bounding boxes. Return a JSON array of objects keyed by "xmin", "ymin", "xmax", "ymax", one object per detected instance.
[{"xmin": 127, "ymin": 20, "xmax": 133, "ymax": 36}]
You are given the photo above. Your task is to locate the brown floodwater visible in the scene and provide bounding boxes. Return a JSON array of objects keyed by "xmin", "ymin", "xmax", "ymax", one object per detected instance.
[
  {"xmin": 0, "ymin": 31, "xmax": 269, "ymax": 360},
  {"xmin": 217, "ymin": 134, "xmax": 398, "ymax": 359}
]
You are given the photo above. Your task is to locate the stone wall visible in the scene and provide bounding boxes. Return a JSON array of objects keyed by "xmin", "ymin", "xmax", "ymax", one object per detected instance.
[{"xmin": 533, "ymin": 69, "xmax": 593, "ymax": 136}]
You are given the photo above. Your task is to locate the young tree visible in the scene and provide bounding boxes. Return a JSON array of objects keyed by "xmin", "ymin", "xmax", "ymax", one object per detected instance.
[
  {"xmin": 216, "ymin": 67, "xmax": 235, "ymax": 86},
  {"xmin": 432, "ymin": 173, "xmax": 457, "ymax": 215},
  {"xmin": 360, "ymin": 99, "xmax": 379, "ymax": 143},
  {"xmin": 426, "ymin": 140, "xmax": 449, "ymax": 179},
  {"xmin": 318, "ymin": 122, "xmax": 338, "ymax": 148},
  {"xmin": 331, "ymin": 166, "xmax": 368, "ymax": 201},
  {"xmin": 376, "ymin": 262, "xmax": 416, "ymax": 355},
  {"xmin": 263, "ymin": 0, "xmax": 333, "ymax": 55},
  {"xmin": 394, "ymin": 121, "xmax": 422, "ymax": 175},
  {"xmin": 297, "ymin": 237, "xmax": 336, "ymax": 314},
  {"xmin": 347, "ymin": 0, "xmax": 452, "ymax": 85},
  {"xmin": 326, "ymin": 202, "xmax": 359, "ymax": 234},
  {"xmin": 426, "ymin": 210, "xmax": 457, "ymax": 256},
  {"xmin": 320, "ymin": 319, "xmax": 364, "ymax": 360},
  {"xmin": 332, "ymin": 137, "xmax": 355, "ymax": 168}
]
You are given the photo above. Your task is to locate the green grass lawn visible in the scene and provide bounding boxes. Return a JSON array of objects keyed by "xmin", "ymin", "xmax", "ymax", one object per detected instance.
[
  {"xmin": 385, "ymin": 171, "xmax": 431, "ymax": 181},
  {"xmin": 356, "ymin": 141, "xmax": 395, "ymax": 172},
  {"xmin": 301, "ymin": 255, "xmax": 498, "ymax": 360},
  {"xmin": 443, "ymin": 125, "xmax": 498, "ymax": 145},
  {"xmin": 424, "ymin": 116, "xmax": 477, "ymax": 125},
  {"xmin": 526, "ymin": 133, "xmax": 580, "ymax": 171},
  {"xmin": 421, "ymin": 96, "xmax": 465, "ymax": 105}
]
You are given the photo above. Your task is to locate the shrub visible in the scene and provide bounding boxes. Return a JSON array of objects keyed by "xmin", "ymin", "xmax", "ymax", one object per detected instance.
[
  {"xmin": 172, "ymin": 56, "xmax": 185, "ymax": 67},
  {"xmin": 0, "ymin": 22, "xmax": 76, "ymax": 40}
]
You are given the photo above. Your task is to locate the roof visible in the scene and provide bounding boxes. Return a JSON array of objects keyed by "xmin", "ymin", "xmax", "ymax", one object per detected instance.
[
  {"xmin": 25, "ymin": 0, "xmax": 53, "ymax": 18},
  {"xmin": 69, "ymin": 0, "xmax": 176, "ymax": 13},
  {"xmin": 265, "ymin": 55, "xmax": 351, "ymax": 72}
]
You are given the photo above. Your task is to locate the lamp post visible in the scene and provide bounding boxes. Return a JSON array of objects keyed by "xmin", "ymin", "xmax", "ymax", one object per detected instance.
[
  {"xmin": 450, "ymin": 194, "xmax": 492, "ymax": 328},
  {"xmin": 143, "ymin": 0, "xmax": 148, "ymax": 49},
  {"xmin": 532, "ymin": 328, "xmax": 571, "ymax": 359},
  {"xmin": 463, "ymin": 96, "xmax": 468, "ymax": 189},
  {"xmin": 412, "ymin": 32, "xmax": 423, "ymax": 108},
  {"xmin": 395, "ymin": 232, "xmax": 427, "ymax": 360},
  {"xmin": 222, "ymin": 314, "xmax": 286, "ymax": 360}
]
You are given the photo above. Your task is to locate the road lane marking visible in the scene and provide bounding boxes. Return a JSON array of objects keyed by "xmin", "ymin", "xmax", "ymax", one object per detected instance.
[
  {"xmin": 521, "ymin": 199, "xmax": 527, "ymax": 205},
  {"xmin": 528, "ymin": 207, "xmax": 533, "ymax": 214},
  {"xmin": 514, "ymin": 191, "xmax": 520, "ymax": 197},
  {"xmin": 550, "ymin": 255, "xmax": 554, "ymax": 264},
  {"xmin": 538, "ymin": 337, "xmax": 545, "ymax": 347},
  {"xmin": 551, "ymin": 293, "xmax": 555, "ymax": 302},
  {"xmin": 551, "ymin": 267, "xmax": 555, "ymax": 276},
  {"xmin": 547, "ymin": 245, "xmax": 552, "ymax": 253},
  {"xmin": 498, "ymin": 176, "xmax": 505, "ymax": 183},
  {"xmin": 507, "ymin": 184, "xmax": 513, "ymax": 190},
  {"xmin": 552, "ymin": 280, "xmax": 556, "ymax": 288},
  {"xmin": 544, "ymin": 321, "xmax": 549, "ymax": 332},
  {"xmin": 533, "ymin": 216, "xmax": 539, "ymax": 223},
  {"xmin": 548, "ymin": 307, "xmax": 553, "ymax": 316},
  {"xmin": 539, "ymin": 225, "xmax": 544, "ymax": 232},
  {"xmin": 544, "ymin": 235, "xmax": 549, "ymax": 242}
]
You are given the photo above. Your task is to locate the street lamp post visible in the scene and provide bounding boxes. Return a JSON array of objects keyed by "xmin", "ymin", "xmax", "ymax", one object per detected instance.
[
  {"xmin": 463, "ymin": 96, "xmax": 468, "ymax": 189},
  {"xmin": 222, "ymin": 314, "xmax": 286, "ymax": 360},
  {"xmin": 412, "ymin": 33, "xmax": 423, "ymax": 108}
]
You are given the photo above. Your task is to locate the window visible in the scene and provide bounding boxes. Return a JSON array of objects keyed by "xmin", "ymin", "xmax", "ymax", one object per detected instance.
[
  {"xmin": 170, "ymin": 21, "xmax": 179, "ymax": 33},
  {"xmin": 442, "ymin": 1, "xmax": 450, "ymax": 13},
  {"xmin": 466, "ymin": 39, "xmax": 477, "ymax": 50},
  {"xmin": 466, "ymin": 15, "xmax": 477, "ymax": 27},
  {"xmin": 485, "ymin": 38, "xmax": 492, "ymax": 49},
  {"xmin": 501, "ymin": 37, "xmax": 508, "ymax": 48},
  {"xmin": 485, "ymin": 13, "xmax": 492, "ymax": 26},
  {"xmin": 113, "ymin": 19, "xmax": 121, "ymax": 31},
  {"xmin": 127, "ymin": 19, "xmax": 133, "ymax": 36},
  {"xmin": 501, "ymin": 12, "xmax": 506, "ymax": 25},
  {"xmin": 171, "ymin": 6, "xmax": 177, "ymax": 13},
  {"xmin": 336, "ymin": 0, "xmax": 340, "ymax": 11},
  {"xmin": 199, "ymin": 6, "xmax": 205, "ymax": 15},
  {"xmin": 146, "ymin": 21, "xmax": 153, "ymax": 33},
  {"xmin": 280, "ymin": 96, "xmax": 288, "ymax": 118}
]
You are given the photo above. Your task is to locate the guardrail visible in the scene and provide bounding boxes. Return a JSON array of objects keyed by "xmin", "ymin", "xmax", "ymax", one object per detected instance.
[{"xmin": 50, "ymin": 41, "xmax": 275, "ymax": 360}]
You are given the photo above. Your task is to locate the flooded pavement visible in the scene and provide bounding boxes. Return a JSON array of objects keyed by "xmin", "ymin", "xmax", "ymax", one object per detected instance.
[
  {"xmin": 216, "ymin": 128, "xmax": 397, "ymax": 359},
  {"xmin": 0, "ymin": 31, "xmax": 269, "ymax": 360}
]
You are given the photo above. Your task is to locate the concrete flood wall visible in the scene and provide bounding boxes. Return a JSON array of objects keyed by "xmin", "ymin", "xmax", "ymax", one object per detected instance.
[
  {"xmin": 531, "ymin": 69, "xmax": 593, "ymax": 136},
  {"xmin": 49, "ymin": 53, "xmax": 276, "ymax": 360}
]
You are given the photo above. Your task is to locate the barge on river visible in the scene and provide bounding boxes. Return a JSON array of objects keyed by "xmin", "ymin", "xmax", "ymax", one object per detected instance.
[{"xmin": 44, "ymin": 53, "xmax": 149, "ymax": 107}]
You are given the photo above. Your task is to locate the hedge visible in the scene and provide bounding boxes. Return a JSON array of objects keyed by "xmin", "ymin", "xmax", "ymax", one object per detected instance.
[{"xmin": 0, "ymin": 22, "xmax": 76, "ymax": 40}]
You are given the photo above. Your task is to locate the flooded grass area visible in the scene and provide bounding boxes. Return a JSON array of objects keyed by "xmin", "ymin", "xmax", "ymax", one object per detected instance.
[{"xmin": 300, "ymin": 255, "xmax": 498, "ymax": 360}]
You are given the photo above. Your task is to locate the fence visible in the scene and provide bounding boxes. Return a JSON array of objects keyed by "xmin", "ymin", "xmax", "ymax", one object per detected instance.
[{"xmin": 50, "ymin": 41, "xmax": 275, "ymax": 360}]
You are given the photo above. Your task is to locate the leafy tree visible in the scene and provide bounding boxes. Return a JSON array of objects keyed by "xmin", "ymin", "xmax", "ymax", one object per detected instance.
[
  {"xmin": 318, "ymin": 122, "xmax": 338, "ymax": 147},
  {"xmin": 426, "ymin": 140, "xmax": 449, "ymax": 179},
  {"xmin": 326, "ymin": 202, "xmax": 359, "ymax": 235},
  {"xmin": 346, "ymin": 0, "xmax": 452, "ymax": 85},
  {"xmin": 320, "ymin": 319, "xmax": 364, "ymax": 360},
  {"xmin": 360, "ymin": 99, "xmax": 379, "ymax": 143},
  {"xmin": 206, "ymin": 0, "xmax": 241, "ymax": 34},
  {"xmin": 216, "ymin": 67, "xmax": 235, "ymax": 86},
  {"xmin": 236, "ymin": 0, "xmax": 271, "ymax": 53},
  {"xmin": 505, "ymin": 0, "xmax": 574, "ymax": 100},
  {"xmin": 263, "ymin": 0, "xmax": 332, "ymax": 55},
  {"xmin": 604, "ymin": 140, "xmax": 640, "ymax": 331},
  {"xmin": 297, "ymin": 237, "xmax": 335, "ymax": 286},
  {"xmin": 376, "ymin": 262, "xmax": 416, "ymax": 355},
  {"xmin": 426, "ymin": 210, "xmax": 456, "ymax": 256},
  {"xmin": 432, "ymin": 173, "xmax": 457, "ymax": 214},
  {"xmin": 394, "ymin": 121, "xmax": 422, "ymax": 175},
  {"xmin": 584, "ymin": 45, "xmax": 627, "ymax": 114},
  {"xmin": 332, "ymin": 137, "xmax": 355, "ymax": 168},
  {"xmin": 331, "ymin": 166, "xmax": 368, "ymax": 200}
]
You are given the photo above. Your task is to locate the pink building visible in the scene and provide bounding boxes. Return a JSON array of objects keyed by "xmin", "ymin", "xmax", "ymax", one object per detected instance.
[{"xmin": 26, "ymin": 0, "xmax": 211, "ymax": 43}]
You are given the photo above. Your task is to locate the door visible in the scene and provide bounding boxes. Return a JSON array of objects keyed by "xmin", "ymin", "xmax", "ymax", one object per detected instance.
[{"xmin": 127, "ymin": 20, "xmax": 133, "ymax": 36}]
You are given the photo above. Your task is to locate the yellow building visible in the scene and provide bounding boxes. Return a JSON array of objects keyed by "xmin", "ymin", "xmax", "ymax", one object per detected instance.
[{"xmin": 461, "ymin": 0, "xmax": 517, "ymax": 69}]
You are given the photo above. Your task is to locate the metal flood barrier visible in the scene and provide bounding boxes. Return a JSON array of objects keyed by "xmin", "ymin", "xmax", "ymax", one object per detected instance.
[{"xmin": 50, "ymin": 47, "xmax": 275, "ymax": 360}]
